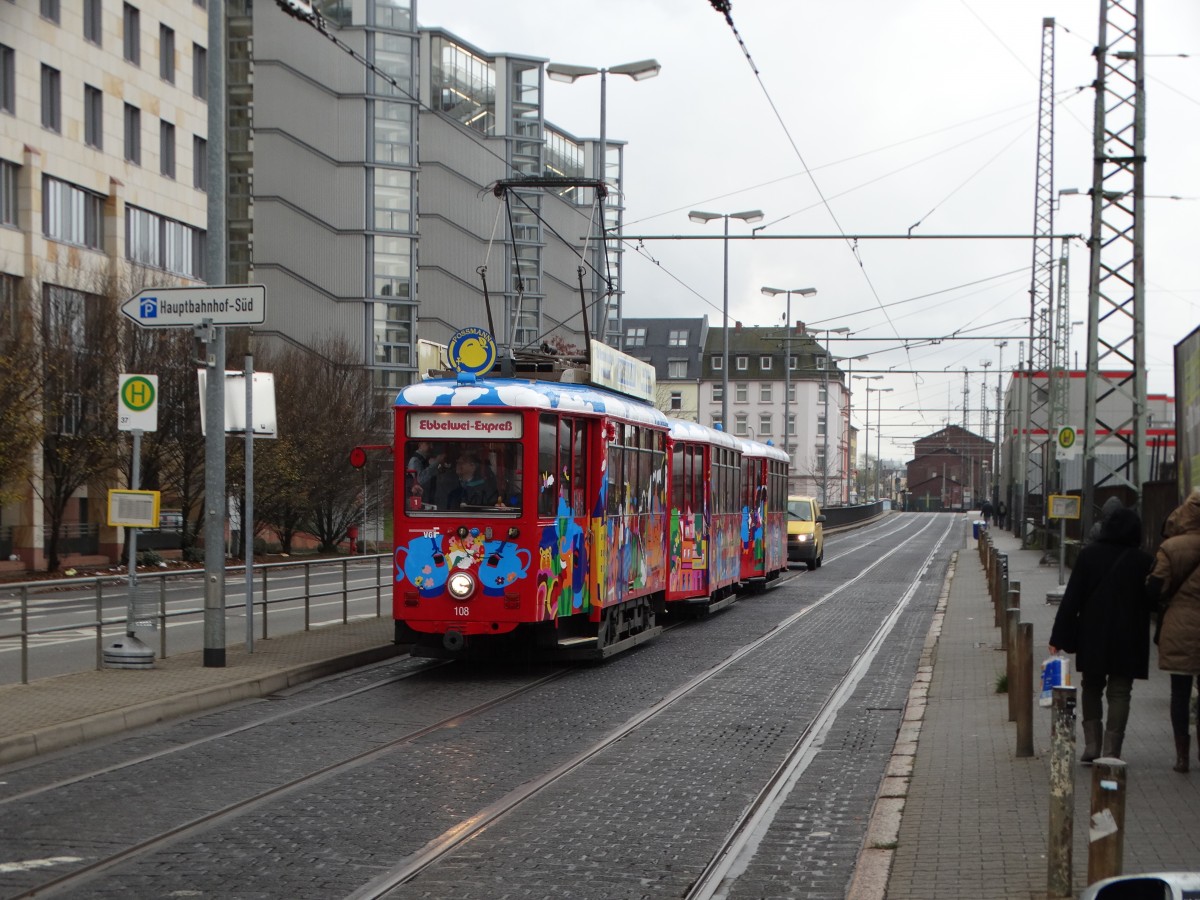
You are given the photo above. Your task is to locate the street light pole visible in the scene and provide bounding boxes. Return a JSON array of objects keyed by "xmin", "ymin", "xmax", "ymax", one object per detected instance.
[
  {"xmin": 875, "ymin": 387, "xmax": 894, "ymax": 501},
  {"xmin": 853, "ymin": 374, "xmax": 882, "ymax": 502},
  {"xmin": 547, "ymin": 59, "xmax": 661, "ymax": 344},
  {"xmin": 806, "ymin": 326, "xmax": 849, "ymax": 505},
  {"xmin": 761, "ymin": 286, "xmax": 817, "ymax": 482},
  {"xmin": 689, "ymin": 209, "xmax": 764, "ymax": 428}
]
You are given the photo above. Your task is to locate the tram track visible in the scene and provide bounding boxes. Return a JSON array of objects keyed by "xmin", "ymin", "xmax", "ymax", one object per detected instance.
[
  {"xmin": 6, "ymin": 667, "xmax": 577, "ymax": 899},
  {"xmin": 345, "ymin": 515, "xmax": 948, "ymax": 900}
]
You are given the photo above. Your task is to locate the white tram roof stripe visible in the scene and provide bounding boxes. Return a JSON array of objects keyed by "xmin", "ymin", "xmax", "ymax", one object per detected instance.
[
  {"xmin": 396, "ymin": 378, "xmax": 671, "ymax": 428},
  {"xmin": 737, "ymin": 436, "xmax": 790, "ymax": 463},
  {"xmin": 667, "ymin": 418, "xmax": 744, "ymax": 451}
]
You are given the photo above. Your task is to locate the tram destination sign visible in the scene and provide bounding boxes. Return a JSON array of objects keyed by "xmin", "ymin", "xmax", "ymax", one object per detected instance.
[{"xmin": 121, "ymin": 285, "xmax": 267, "ymax": 328}]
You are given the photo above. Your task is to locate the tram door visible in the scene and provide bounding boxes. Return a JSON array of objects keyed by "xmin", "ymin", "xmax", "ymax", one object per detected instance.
[{"xmin": 535, "ymin": 413, "xmax": 590, "ymax": 622}]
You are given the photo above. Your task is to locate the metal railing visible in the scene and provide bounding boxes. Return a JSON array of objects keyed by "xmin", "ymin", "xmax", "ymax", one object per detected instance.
[{"xmin": 0, "ymin": 553, "xmax": 391, "ymax": 684}]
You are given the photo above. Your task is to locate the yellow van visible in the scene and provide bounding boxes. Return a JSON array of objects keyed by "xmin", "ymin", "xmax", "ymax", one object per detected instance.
[{"xmin": 786, "ymin": 496, "xmax": 825, "ymax": 570}]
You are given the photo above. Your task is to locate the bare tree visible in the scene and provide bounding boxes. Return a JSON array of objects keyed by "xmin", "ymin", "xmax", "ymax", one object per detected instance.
[
  {"xmin": 241, "ymin": 336, "xmax": 389, "ymax": 554},
  {"xmin": 0, "ymin": 278, "xmax": 42, "ymax": 506},
  {"xmin": 33, "ymin": 263, "xmax": 122, "ymax": 571}
]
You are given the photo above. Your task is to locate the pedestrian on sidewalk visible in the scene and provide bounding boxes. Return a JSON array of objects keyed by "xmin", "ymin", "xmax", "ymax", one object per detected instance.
[
  {"xmin": 1145, "ymin": 490, "xmax": 1200, "ymax": 774},
  {"xmin": 1049, "ymin": 506, "xmax": 1154, "ymax": 763},
  {"xmin": 981, "ymin": 498, "xmax": 994, "ymax": 526},
  {"xmin": 997, "ymin": 500, "xmax": 1008, "ymax": 529}
]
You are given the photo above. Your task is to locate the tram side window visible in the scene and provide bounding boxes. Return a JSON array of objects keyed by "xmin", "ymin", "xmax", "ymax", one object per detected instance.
[
  {"xmin": 671, "ymin": 442, "xmax": 686, "ymax": 510},
  {"xmin": 570, "ymin": 418, "xmax": 587, "ymax": 517},
  {"xmin": 538, "ymin": 414, "xmax": 558, "ymax": 517}
]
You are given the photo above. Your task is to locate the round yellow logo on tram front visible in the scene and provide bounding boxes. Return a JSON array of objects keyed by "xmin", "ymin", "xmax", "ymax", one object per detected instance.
[
  {"xmin": 448, "ymin": 327, "xmax": 497, "ymax": 376},
  {"xmin": 121, "ymin": 375, "xmax": 156, "ymax": 411}
]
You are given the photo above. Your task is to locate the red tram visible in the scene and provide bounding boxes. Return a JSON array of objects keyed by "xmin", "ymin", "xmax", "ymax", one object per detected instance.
[{"xmin": 390, "ymin": 370, "xmax": 790, "ymax": 660}]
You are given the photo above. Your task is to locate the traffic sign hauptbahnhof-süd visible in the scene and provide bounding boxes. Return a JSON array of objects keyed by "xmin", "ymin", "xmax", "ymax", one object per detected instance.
[{"xmin": 121, "ymin": 285, "xmax": 266, "ymax": 328}]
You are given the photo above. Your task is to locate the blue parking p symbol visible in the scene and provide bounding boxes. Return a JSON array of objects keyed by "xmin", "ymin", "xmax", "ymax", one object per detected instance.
[{"xmin": 139, "ymin": 296, "xmax": 158, "ymax": 318}]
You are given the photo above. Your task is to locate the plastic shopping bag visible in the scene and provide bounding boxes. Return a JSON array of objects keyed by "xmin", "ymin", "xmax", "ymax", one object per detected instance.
[{"xmin": 1040, "ymin": 654, "xmax": 1072, "ymax": 707}]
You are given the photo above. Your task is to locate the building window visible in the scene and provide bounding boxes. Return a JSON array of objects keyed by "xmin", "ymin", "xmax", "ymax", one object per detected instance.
[
  {"xmin": 734, "ymin": 413, "xmax": 748, "ymax": 436},
  {"xmin": 735, "ymin": 383, "xmax": 748, "ymax": 403},
  {"xmin": 759, "ymin": 384, "xmax": 772, "ymax": 402},
  {"xmin": 711, "ymin": 355, "xmax": 723, "ymax": 371},
  {"xmin": 126, "ymin": 205, "xmax": 205, "ymax": 278},
  {"xmin": 84, "ymin": 85, "xmax": 103, "ymax": 149},
  {"xmin": 816, "ymin": 448, "xmax": 826, "ymax": 471},
  {"xmin": 816, "ymin": 356, "xmax": 827, "ymax": 370},
  {"xmin": 373, "ymin": 168, "xmax": 412, "ymax": 232},
  {"xmin": 736, "ymin": 356, "xmax": 748, "ymax": 371},
  {"xmin": 1, "ymin": 160, "xmax": 18, "ymax": 226},
  {"xmin": 372, "ymin": 300, "xmax": 414, "ymax": 368},
  {"xmin": 373, "ymin": 0, "xmax": 412, "ymax": 30},
  {"xmin": 787, "ymin": 413, "xmax": 795, "ymax": 436},
  {"xmin": 43, "ymin": 176, "xmax": 104, "ymax": 250},
  {"xmin": 192, "ymin": 43, "xmax": 207, "ymax": 100},
  {"xmin": 41, "ymin": 0, "xmax": 61, "ymax": 24},
  {"xmin": 123, "ymin": 4, "xmax": 140, "ymax": 65},
  {"xmin": 374, "ymin": 235, "xmax": 412, "ymax": 300},
  {"xmin": 712, "ymin": 385, "xmax": 723, "ymax": 402},
  {"xmin": 760, "ymin": 355, "xmax": 772, "ymax": 370},
  {"xmin": 0, "ymin": 45, "xmax": 13, "ymax": 114},
  {"xmin": 193, "ymin": 135, "xmax": 207, "ymax": 190},
  {"xmin": 41, "ymin": 65, "xmax": 61, "ymax": 132},
  {"xmin": 789, "ymin": 355, "xmax": 797, "ymax": 370},
  {"xmin": 83, "ymin": 0, "xmax": 102, "ymax": 44},
  {"xmin": 787, "ymin": 384, "xmax": 796, "ymax": 402},
  {"xmin": 668, "ymin": 329, "xmax": 687, "ymax": 347},
  {"xmin": 160, "ymin": 120, "xmax": 175, "ymax": 178},
  {"xmin": 759, "ymin": 413, "xmax": 773, "ymax": 436},
  {"xmin": 817, "ymin": 414, "xmax": 827, "ymax": 437},
  {"xmin": 160, "ymin": 25, "xmax": 175, "ymax": 83},
  {"xmin": 667, "ymin": 359, "xmax": 687, "ymax": 379},
  {"xmin": 124, "ymin": 104, "xmax": 141, "ymax": 163},
  {"xmin": 372, "ymin": 100, "xmax": 413, "ymax": 166},
  {"xmin": 625, "ymin": 326, "xmax": 646, "ymax": 348},
  {"xmin": 670, "ymin": 391, "xmax": 682, "ymax": 411}
]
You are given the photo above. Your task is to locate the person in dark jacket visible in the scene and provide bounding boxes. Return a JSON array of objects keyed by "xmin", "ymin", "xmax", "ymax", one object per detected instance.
[{"xmin": 1049, "ymin": 507, "xmax": 1154, "ymax": 763}]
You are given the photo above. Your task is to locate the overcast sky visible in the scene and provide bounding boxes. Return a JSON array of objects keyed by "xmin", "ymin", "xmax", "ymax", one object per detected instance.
[{"xmin": 419, "ymin": 0, "xmax": 1199, "ymax": 462}]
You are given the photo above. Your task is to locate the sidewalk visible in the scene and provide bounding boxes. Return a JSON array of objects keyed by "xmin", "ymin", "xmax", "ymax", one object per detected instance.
[
  {"xmin": 862, "ymin": 519, "xmax": 1200, "ymax": 899},
  {"xmin": 0, "ymin": 617, "xmax": 402, "ymax": 766}
]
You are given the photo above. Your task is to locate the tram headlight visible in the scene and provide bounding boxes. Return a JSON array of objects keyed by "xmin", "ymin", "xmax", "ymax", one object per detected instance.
[{"xmin": 447, "ymin": 571, "xmax": 476, "ymax": 600}]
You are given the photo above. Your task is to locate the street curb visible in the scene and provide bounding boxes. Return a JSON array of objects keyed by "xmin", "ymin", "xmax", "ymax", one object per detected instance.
[
  {"xmin": 846, "ymin": 549, "xmax": 955, "ymax": 900},
  {"xmin": 0, "ymin": 643, "xmax": 405, "ymax": 767}
]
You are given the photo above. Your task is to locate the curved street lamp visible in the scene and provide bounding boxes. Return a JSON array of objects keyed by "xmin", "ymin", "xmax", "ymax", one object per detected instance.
[
  {"xmin": 548, "ymin": 60, "xmax": 661, "ymax": 342},
  {"xmin": 689, "ymin": 210, "xmax": 764, "ymax": 427}
]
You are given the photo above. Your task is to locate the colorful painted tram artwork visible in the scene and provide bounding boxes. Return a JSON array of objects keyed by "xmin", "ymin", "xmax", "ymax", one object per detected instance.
[{"xmin": 385, "ymin": 348, "xmax": 791, "ymax": 661}]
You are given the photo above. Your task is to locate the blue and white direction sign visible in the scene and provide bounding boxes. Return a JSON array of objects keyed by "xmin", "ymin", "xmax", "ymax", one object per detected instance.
[{"xmin": 122, "ymin": 284, "xmax": 266, "ymax": 327}]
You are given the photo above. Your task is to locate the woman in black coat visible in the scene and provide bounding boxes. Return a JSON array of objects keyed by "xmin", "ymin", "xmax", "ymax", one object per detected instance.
[{"xmin": 1049, "ymin": 507, "xmax": 1153, "ymax": 762}]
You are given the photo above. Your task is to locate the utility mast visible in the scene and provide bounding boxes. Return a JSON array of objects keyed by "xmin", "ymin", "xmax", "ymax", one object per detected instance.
[
  {"xmin": 1081, "ymin": 0, "xmax": 1147, "ymax": 535},
  {"xmin": 1017, "ymin": 17, "xmax": 1057, "ymax": 541}
]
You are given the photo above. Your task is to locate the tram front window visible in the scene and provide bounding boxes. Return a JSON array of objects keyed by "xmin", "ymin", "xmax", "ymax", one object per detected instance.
[{"xmin": 403, "ymin": 440, "xmax": 523, "ymax": 514}]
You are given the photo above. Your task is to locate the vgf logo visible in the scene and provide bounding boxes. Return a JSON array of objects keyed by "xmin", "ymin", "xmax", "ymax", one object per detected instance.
[{"xmin": 139, "ymin": 296, "xmax": 158, "ymax": 318}]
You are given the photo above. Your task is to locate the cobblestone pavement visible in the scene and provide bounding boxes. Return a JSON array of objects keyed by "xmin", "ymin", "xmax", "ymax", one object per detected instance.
[{"xmin": 875, "ymin": 524, "xmax": 1200, "ymax": 900}]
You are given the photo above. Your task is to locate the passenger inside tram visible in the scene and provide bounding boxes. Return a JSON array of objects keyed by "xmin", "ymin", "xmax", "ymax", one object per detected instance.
[{"xmin": 404, "ymin": 440, "xmax": 522, "ymax": 513}]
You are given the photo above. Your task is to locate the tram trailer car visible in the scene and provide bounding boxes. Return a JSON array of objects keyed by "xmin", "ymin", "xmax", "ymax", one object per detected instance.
[{"xmin": 390, "ymin": 373, "xmax": 789, "ymax": 661}]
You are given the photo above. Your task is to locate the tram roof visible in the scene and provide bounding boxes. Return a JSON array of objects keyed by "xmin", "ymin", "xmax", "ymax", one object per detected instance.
[
  {"xmin": 668, "ymin": 418, "xmax": 744, "ymax": 451},
  {"xmin": 737, "ymin": 436, "xmax": 790, "ymax": 463},
  {"xmin": 395, "ymin": 377, "xmax": 671, "ymax": 428}
]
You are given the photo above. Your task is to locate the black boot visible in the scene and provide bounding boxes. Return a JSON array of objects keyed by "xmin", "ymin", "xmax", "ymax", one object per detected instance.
[
  {"xmin": 1103, "ymin": 729, "xmax": 1125, "ymax": 760},
  {"xmin": 1176, "ymin": 734, "xmax": 1191, "ymax": 773},
  {"xmin": 1081, "ymin": 720, "xmax": 1103, "ymax": 764}
]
